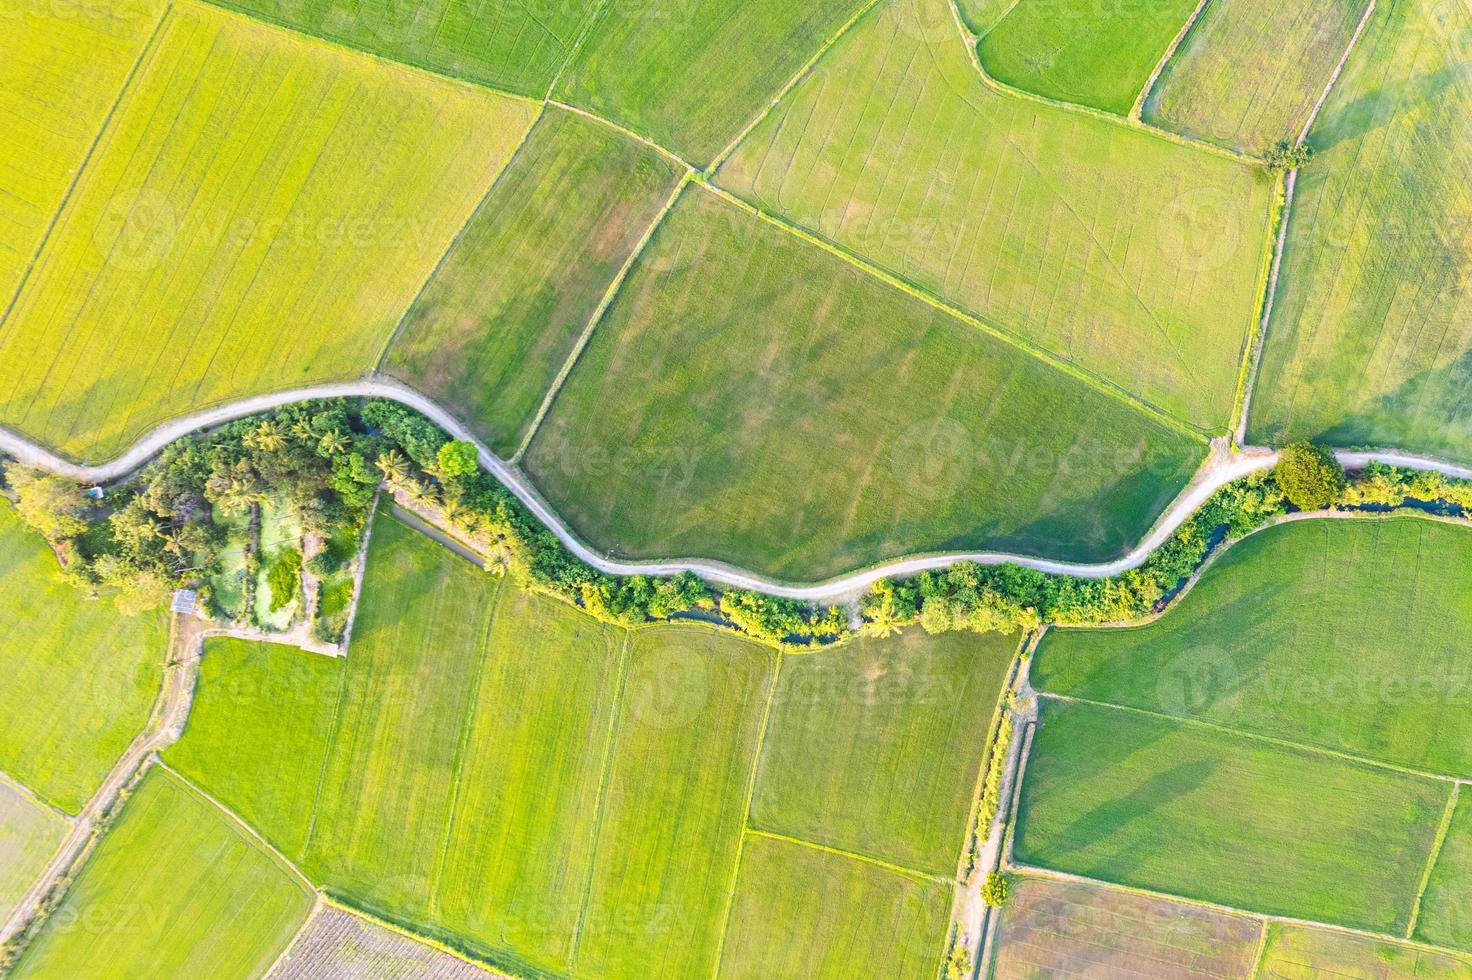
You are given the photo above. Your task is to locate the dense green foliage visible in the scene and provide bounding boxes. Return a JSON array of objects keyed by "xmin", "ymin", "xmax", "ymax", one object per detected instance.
[
  {"xmin": 1015, "ymin": 699, "xmax": 1448, "ymax": 932},
  {"xmin": 12, "ymin": 768, "xmax": 312, "ymax": 979},
  {"xmin": 1274, "ymin": 441, "xmax": 1347, "ymax": 507},
  {"xmin": 982, "ymin": 871, "xmax": 1012, "ymax": 908}
]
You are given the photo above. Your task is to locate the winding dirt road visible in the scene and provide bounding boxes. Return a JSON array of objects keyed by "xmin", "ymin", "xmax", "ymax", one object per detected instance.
[{"xmin": 2, "ymin": 379, "xmax": 1470, "ymax": 604}]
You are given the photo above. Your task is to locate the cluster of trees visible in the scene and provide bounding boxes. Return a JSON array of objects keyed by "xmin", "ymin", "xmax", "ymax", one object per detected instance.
[{"xmin": 1265, "ymin": 137, "xmax": 1313, "ymax": 173}]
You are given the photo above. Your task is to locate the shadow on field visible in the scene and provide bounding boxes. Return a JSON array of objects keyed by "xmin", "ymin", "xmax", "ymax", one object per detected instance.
[
  {"xmin": 1312, "ymin": 68, "xmax": 1458, "ymax": 152},
  {"xmin": 1314, "ymin": 346, "xmax": 1472, "ymax": 456}
]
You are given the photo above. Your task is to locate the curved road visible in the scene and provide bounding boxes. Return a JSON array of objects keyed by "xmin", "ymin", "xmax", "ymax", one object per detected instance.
[{"xmin": 2, "ymin": 378, "xmax": 1470, "ymax": 604}]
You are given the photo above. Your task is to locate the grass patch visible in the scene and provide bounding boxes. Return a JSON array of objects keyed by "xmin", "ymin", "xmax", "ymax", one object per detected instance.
[
  {"xmin": 207, "ymin": 505, "xmax": 251, "ymax": 619},
  {"xmin": 716, "ymin": 834, "xmax": 951, "ymax": 979},
  {"xmin": 165, "ymin": 638, "xmax": 343, "ymax": 861},
  {"xmin": 0, "ymin": 3, "xmax": 535, "ymax": 460},
  {"xmin": 573, "ymin": 626, "xmax": 774, "ymax": 980},
  {"xmin": 435, "ymin": 583, "xmax": 626, "ymax": 975},
  {"xmin": 0, "ymin": 780, "xmax": 67, "ymax": 924},
  {"xmin": 1034, "ymin": 518, "xmax": 1472, "ymax": 777},
  {"xmin": 1261, "ymin": 923, "xmax": 1472, "ymax": 978},
  {"xmin": 1014, "ymin": 698, "xmax": 1448, "ymax": 932},
  {"xmin": 552, "ymin": 0, "xmax": 869, "ymax": 164},
  {"xmin": 717, "ymin": 0, "xmax": 1272, "ymax": 430},
  {"xmin": 977, "ymin": 0, "xmax": 1198, "ymax": 114},
  {"xmin": 1414, "ymin": 792, "xmax": 1472, "ymax": 950},
  {"xmin": 1144, "ymin": 0, "xmax": 1369, "ymax": 152},
  {"xmin": 751, "ymin": 628, "xmax": 1013, "ymax": 875},
  {"xmin": 383, "ymin": 106, "xmax": 684, "ymax": 455},
  {"xmin": 990, "ymin": 876, "xmax": 1263, "ymax": 979},
  {"xmin": 0, "ymin": 0, "xmax": 165, "ymax": 303},
  {"xmin": 1249, "ymin": 0, "xmax": 1472, "ymax": 458},
  {"xmin": 526, "ymin": 189, "xmax": 1203, "ymax": 580},
  {"xmin": 12, "ymin": 767, "xmax": 312, "ymax": 979},
  {"xmin": 0, "ymin": 502, "xmax": 165, "ymax": 814},
  {"xmin": 203, "ymin": 0, "xmax": 601, "ymax": 97},
  {"xmin": 254, "ymin": 498, "xmax": 302, "ymax": 630}
]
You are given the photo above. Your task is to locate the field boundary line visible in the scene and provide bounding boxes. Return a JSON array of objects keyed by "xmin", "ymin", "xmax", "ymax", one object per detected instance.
[
  {"xmin": 317, "ymin": 895, "xmax": 524, "ymax": 978},
  {"xmin": 705, "ymin": 0, "xmax": 887, "ymax": 173},
  {"xmin": 0, "ymin": 1, "xmax": 173, "ymax": 336},
  {"xmin": 427, "ymin": 577, "xmax": 503, "ymax": 915},
  {"xmin": 371, "ymin": 106, "xmax": 546, "ymax": 373},
  {"xmin": 298, "ymin": 604, "xmax": 357, "ymax": 862},
  {"xmin": 1246, "ymin": 920, "xmax": 1271, "ymax": 979},
  {"xmin": 548, "ymin": 99, "xmax": 691, "ymax": 170},
  {"xmin": 543, "ymin": 0, "xmax": 608, "ymax": 100},
  {"xmin": 157, "ymin": 761, "xmax": 317, "ymax": 893},
  {"xmin": 701, "ymin": 182, "xmax": 1207, "ymax": 441},
  {"xmin": 1037, "ymin": 691, "xmax": 1460, "ymax": 784},
  {"xmin": 511, "ymin": 172, "xmax": 693, "ymax": 463},
  {"xmin": 0, "ymin": 771, "xmax": 70, "ymax": 822},
  {"xmin": 1130, "ymin": 0, "xmax": 1213, "ymax": 120},
  {"xmin": 261, "ymin": 894, "xmax": 325, "ymax": 979},
  {"xmin": 1234, "ymin": 0, "xmax": 1376, "ymax": 444},
  {"xmin": 1407, "ymin": 781, "xmax": 1460, "ymax": 938},
  {"xmin": 567, "ymin": 631, "xmax": 633, "ymax": 972},
  {"xmin": 741, "ymin": 828, "xmax": 950, "ymax": 886},
  {"xmin": 943, "ymin": 0, "xmax": 1257, "ymax": 168},
  {"xmin": 708, "ymin": 651, "xmax": 784, "ymax": 979}
]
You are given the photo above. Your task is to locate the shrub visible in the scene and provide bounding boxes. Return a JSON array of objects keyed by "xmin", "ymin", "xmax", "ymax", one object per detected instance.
[
  {"xmin": 267, "ymin": 549, "xmax": 302, "ymax": 612},
  {"xmin": 981, "ymin": 870, "xmax": 1011, "ymax": 907},
  {"xmin": 1264, "ymin": 138, "xmax": 1313, "ymax": 173},
  {"xmin": 1274, "ymin": 441, "xmax": 1346, "ymax": 510},
  {"xmin": 305, "ymin": 551, "xmax": 341, "ymax": 578}
]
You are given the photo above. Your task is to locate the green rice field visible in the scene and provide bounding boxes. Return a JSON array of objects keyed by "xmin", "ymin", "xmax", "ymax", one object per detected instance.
[
  {"xmin": 751, "ymin": 628, "xmax": 1013, "ymax": 875},
  {"xmin": 0, "ymin": 2, "xmax": 535, "ymax": 460},
  {"xmin": 1144, "ymin": 0, "xmax": 1370, "ymax": 152},
  {"xmin": 717, "ymin": 0, "xmax": 1273, "ymax": 430},
  {"xmin": 956, "ymin": 0, "xmax": 1020, "ymax": 36},
  {"xmin": 208, "ymin": 0, "xmax": 602, "ymax": 97},
  {"xmin": 526, "ymin": 188, "xmax": 1204, "ymax": 580},
  {"xmin": 383, "ymin": 106, "xmax": 685, "ymax": 455},
  {"xmin": 1248, "ymin": 0, "xmax": 1472, "ymax": 459},
  {"xmin": 553, "ymin": 0, "xmax": 869, "ymax": 164},
  {"xmin": 977, "ymin": 0, "xmax": 1199, "ymax": 114},
  {"xmin": 1260, "ymin": 923, "xmax": 1472, "ymax": 978},
  {"xmin": 0, "ymin": 0, "xmax": 165, "ymax": 305},
  {"xmin": 0, "ymin": 502, "xmax": 166, "ymax": 814},
  {"xmin": 1014, "ymin": 698, "xmax": 1449, "ymax": 933},
  {"xmin": 1033, "ymin": 518, "xmax": 1472, "ymax": 777},
  {"xmin": 12, "ymin": 767, "xmax": 313, "ymax": 980},
  {"xmin": 0, "ymin": 779, "xmax": 67, "ymax": 924},
  {"xmin": 716, "ymin": 834, "xmax": 951, "ymax": 980},
  {"xmin": 168, "ymin": 512, "xmax": 979, "ymax": 977},
  {"xmin": 1413, "ymin": 792, "xmax": 1472, "ymax": 950}
]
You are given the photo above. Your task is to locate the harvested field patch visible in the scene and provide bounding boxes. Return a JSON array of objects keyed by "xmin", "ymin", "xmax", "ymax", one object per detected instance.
[
  {"xmin": 1144, "ymin": 0, "xmax": 1370, "ymax": 152},
  {"xmin": 1248, "ymin": 0, "xmax": 1472, "ymax": 459},
  {"xmin": 207, "ymin": 0, "xmax": 601, "ymax": 97},
  {"xmin": 268, "ymin": 905, "xmax": 506, "ymax": 980},
  {"xmin": 525, "ymin": 188, "xmax": 1204, "ymax": 580},
  {"xmin": 1033, "ymin": 518, "xmax": 1472, "ymax": 777},
  {"xmin": 383, "ymin": 106, "xmax": 685, "ymax": 455},
  {"xmin": 751, "ymin": 628, "xmax": 1013, "ymax": 875},
  {"xmin": 553, "ymin": 0, "xmax": 870, "ymax": 164},
  {"xmin": 573, "ymin": 626, "xmax": 775, "ymax": 980},
  {"xmin": 0, "ymin": 779, "xmax": 67, "ymax": 924},
  {"xmin": 0, "ymin": 502, "xmax": 165, "ymax": 814},
  {"xmin": 988, "ymin": 876, "xmax": 1263, "ymax": 979},
  {"xmin": 0, "ymin": 3, "xmax": 534, "ymax": 460},
  {"xmin": 12, "ymin": 767, "xmax": 312, "ymax": 980},
  {"xmin": 717, "ymin": 833, "xmax": 951, "ymax": 980},
  {"xmin": 0, "ymin": 0, "xmax": 165, "ymax": 304},
  {"xmin": 166, "ymin": 638, "xmax": 343, "ymax": 861},
  {"xmin": 718, "ymin": 0, "xmax": 1273, "ymax": 429},
  {"xmin": 977, "ymin": 0, "xmax": 1199, "ymax": 114},
  {"xmin": 1014, "ymin": 698, "xmax": 1448, "ymax": 933},
  {"xmin": 1260, "ymin": 922, "xmax": 1472, "ymax": 978}
]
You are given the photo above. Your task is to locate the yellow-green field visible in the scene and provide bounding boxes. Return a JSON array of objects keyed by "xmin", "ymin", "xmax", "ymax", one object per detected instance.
[
  {"xmin": 0, "ymin": 779, "xmax": 67, "ymax": 924},
  {"xmin": 717, "ymin": 0, "xmax": 1273, "ymax": 430},
  {"xmin": 0, "ymin": 2, "xmax": 534, "ymax": 460},
  {"xmin": 0, "ymin": 0, "xmax": 165, "ymax": 306},
  {"xmin": 1260, "ymin": 923, "xmax": 1472, "ymax": 978},
  {"xmin": 1145, "ymin": 0, "xmax": 1370, "ymax": 152},
  {"xmin": 12, "ymin": 767, "xmax": 313, "ymax": 980}
]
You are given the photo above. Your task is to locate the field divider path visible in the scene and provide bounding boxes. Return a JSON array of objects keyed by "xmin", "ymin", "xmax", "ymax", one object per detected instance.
[
  {"xmin": 512, "ymin": 173, "xmax": 693, "ymax": 462},
  {"xmin": 1233, "ymin": 0, "xmax": 1377, "ymax": 445},
  {"xmin": 1130, "ymin": 0, "xmax": 1213, "ymax": 120},
  {"xmin": 548, "ymin": 99, "xmax": 692, "ymax": 170},
  {"xmin": 1035, "ymin": 691, "xmax": 1460, "ymax": 785},
  {"xmin": 741, "ymin": 828, "xmax": 950, "ymax": 885},
  {"xmin": 698, "ymin": 183, "xmax": 1205, "ymax": 441},
  {"xmin": 6, "ymin": 379, "xmax": 1472, "ymax": 604},
  {"xmin": 0, "ymin": 0, "xmax": 174, "ymax": 333},
  {"xmin": 1407, "ymin": 781, "xmax": 1461, "ymax": 938}
]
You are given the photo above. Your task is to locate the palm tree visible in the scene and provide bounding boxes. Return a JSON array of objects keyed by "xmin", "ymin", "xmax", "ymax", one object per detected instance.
[
  {"xmin": 289, "ymin": 418, "xmax": 314, "ymax": 442},
  {"xmin": 246, "ymin": 420, "xmax": 285, "ymax": 452},
  {"xmin": 318, "ymin": 428, "xmax": 349, "ymax": 456},
  {"xmin": 375, "ymin": 450, "xmax": 410, "ymax": 486}
]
